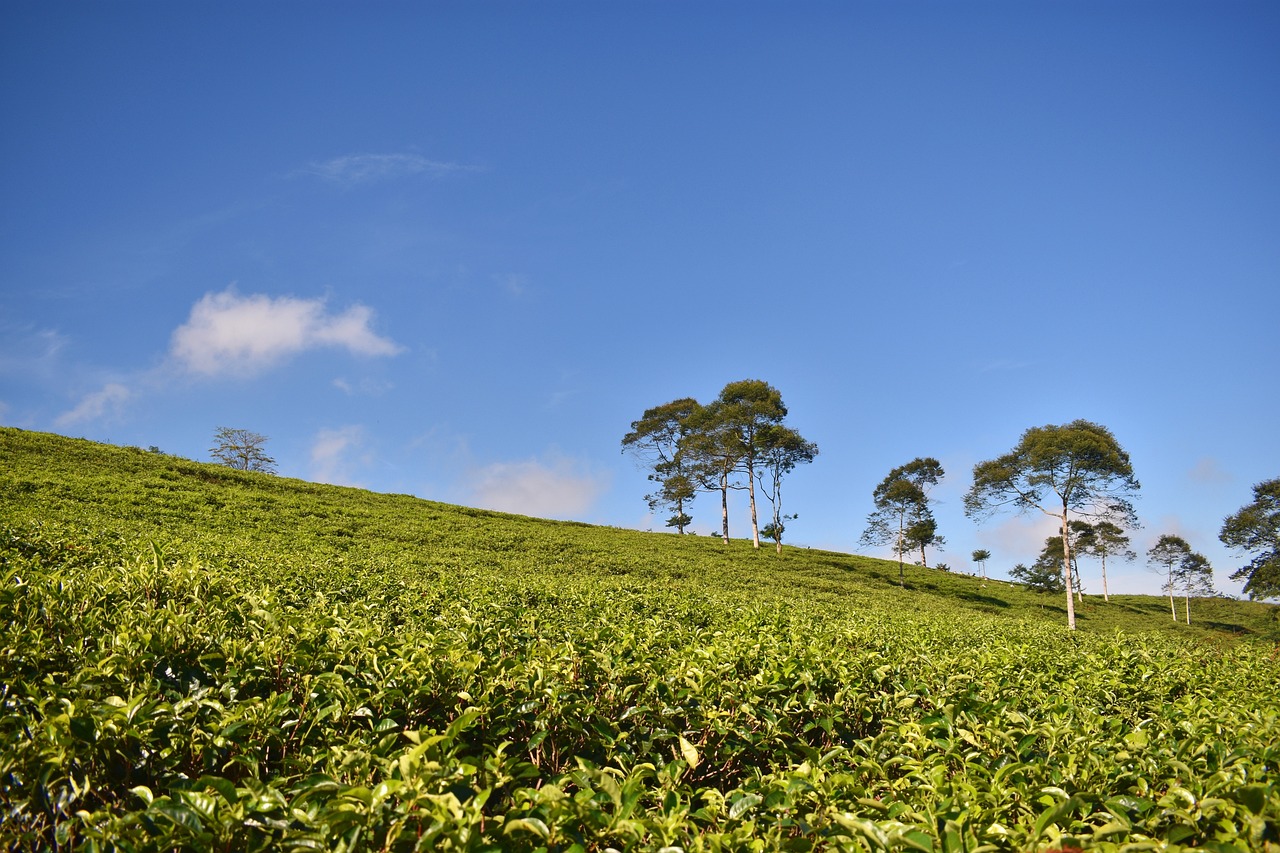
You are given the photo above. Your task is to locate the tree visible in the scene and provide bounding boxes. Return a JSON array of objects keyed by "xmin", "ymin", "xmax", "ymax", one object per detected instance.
[
  {"xmin": 754, "ymin": 424, "xmax": 818, "ymax": 554},
  {"xmin": 1069, "ymin": 519, "xmax": 1135, "ymax": 603},
  {"xmin": 1008, "ymin": 561, "xmax": 1065, "ymax": 594},
  {"xmin": 971, "ymin": 549, "xmax": 991, "ymax": 580},
  {"xmin": 683, "ymin": 402, "xmax": 745, "ymax": 544},
  {"xmin": 1219, "ymin": 477, "xmax": 1280, "ymax": 600},
  {"xmin": 1173, "ymin": 551, "xmax": 1214, "ymax": 625},
  {"xmin": 861, "ymin": 457, "xmax": 945, "ymax": 586},
  {"xmin": 964, "ymin": 420, "xmax": 1139, "ymax": 631},
  {"xmin": 712, "ymin": 380, "xmax": 789, "ymax": 549},
  {"xmin": 1147, "ymin": 534, "xmax": 1193, "ymax": 621},
  {"xmin": 210, "ymin": 427, "xmax": 276, "ymax": 473},
  {"xmin": 622, "ymin": 398, "xmax": 702, "ymax": 534},
  {"xmin": 904, "ymin": 516, "xmax": 944, "ymax": 568}
]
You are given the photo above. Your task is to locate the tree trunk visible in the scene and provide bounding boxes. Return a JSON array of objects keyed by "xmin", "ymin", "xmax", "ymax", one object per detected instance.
[
  {"xmin": 746, "ymin": 458, "xmax": 760, "ymax": 549},
  {"xmin": 1101, "ymin": 553, "xmax": 1109, "ymax": 602},
  {"xmin": 1184, "ymin": 589, "xmax": 1191, "ymax": 625},
  {"xmin": 1168, "ymin": 572, "xmax": 1176, "ymax": 620},
  {"xmin": 1060, "ymin": 513, "xmax": 1076, "ymax": 631},
  {"xmin": 896, "ymin": 511, "xmax": 906, "ymax": 587},
  {"xmin": 720, "ymin": 470, "xmax": 730, "ymax": 545}
]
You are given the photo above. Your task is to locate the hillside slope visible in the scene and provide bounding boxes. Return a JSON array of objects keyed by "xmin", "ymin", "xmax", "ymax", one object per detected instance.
[
  {"xmin": 2, "ymin": 427, "xmax": 1278, "ymax": 851},
  {"xmin": 2, "ymin": 427, "xmax": 1274, "ymax": 642}
]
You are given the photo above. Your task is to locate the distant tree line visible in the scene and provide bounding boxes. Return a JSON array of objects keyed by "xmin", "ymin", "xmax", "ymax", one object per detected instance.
[{"xmin": 625, "ymin": 402, "xmax": 1278, "ymax": 627}]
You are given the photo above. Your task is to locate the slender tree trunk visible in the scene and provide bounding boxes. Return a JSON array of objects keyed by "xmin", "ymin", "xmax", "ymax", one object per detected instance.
[
  {"xmin": 1168, "ymin": 571, "xmax": 1176, "ymax": 620},
  {"xmin": 896, "ymin": 512, "xmax": 906, "ymax": 587},
  {"xmin": 1060, "ymin": 513, "xmax": 1076, "ymax": 631},
  {"xmin": 772, "ymin": 487, "xmax": 784, "ymax": 555},
  {"xmin": 1101, "ymin": 552, "xmax": 1109, "ymax": 602},
  {"xmin": 746, "ymin": 458, "xmax": 760, "ymax": 549},
  {"xmin": 720, "ymin": 469, "xmax": 730, "ymax": 545},
  {"xmin": 918, "ymin": 543, "xmax": 928, "ymax": 568},
  {"xmin": 1184, "ymin": 588, "xmax": 1191, "ymax": 625}
]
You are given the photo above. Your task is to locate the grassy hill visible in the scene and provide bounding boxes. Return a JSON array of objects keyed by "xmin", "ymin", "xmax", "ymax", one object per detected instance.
[{"xmin": 2, "ymin": 427, "xmax": 1278, "ymax": 851}]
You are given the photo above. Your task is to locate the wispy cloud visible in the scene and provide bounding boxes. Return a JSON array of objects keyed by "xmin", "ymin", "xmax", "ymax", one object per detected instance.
[
  {"xmin": 0, "ymin": 325, "xmax": 68, "ymax": 378},
  {"xmin": 309, "ymin": 425, "xmax": 369, "ymax": 487},
  {"xmin": 333, "ymin": 377, "xmax": 394, "ymax": 396},
  {"xmin": 495, "ymin": 273, "xmax": 530, "ymax": 297},
  {"xmin": 1187, "ymin": 456, "xmax": 1232, "ymax": 486},
  {"xmin": 466, "ymin": 452, "xmax": 610, "ymax": 520},
  {"xmin": 55, "ymin": 382, "xmax": 132, "ymax": 427},
  {"xmin": 169, "ymin": 287, "xmax": 404, "ymax": 377},
  {"xmin": 300, "ymin": 153, "xmax": 479, "ymax": 185}
]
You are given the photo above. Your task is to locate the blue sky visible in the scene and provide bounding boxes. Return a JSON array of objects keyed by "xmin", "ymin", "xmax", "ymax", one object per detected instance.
[{"xmin": 3, "ymin": 1, "xmax": 1277, "ymax": 597}]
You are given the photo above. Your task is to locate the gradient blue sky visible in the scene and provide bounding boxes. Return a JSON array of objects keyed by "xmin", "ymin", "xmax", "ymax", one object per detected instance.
[{"xmin": 3, "ymin": 1, "xmax": 1277, "ymax": 596}]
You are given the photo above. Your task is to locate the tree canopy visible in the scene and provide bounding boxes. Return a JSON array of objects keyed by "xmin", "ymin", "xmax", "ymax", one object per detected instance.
[
  {"xmin": 625, "ymin": 381, "xmax": 813, "ymax": 548},
  {"xmin": 622, "ymin": 398, "xmax": 702, "ymax": 534},
  {"xmin": 964, "ymin": 420, "xmax": 1139, "ymax": 630},
  {"xmin": 1219, "ymin": 477, "xmax": 1280, "ymax": 600},
  {"xmin": 861, "ymin": 457, "xmax": 945, "ymax": 585}
]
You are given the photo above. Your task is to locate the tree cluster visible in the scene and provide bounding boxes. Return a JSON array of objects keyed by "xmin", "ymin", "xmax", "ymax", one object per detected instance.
[
  {"xmin": 1146, "ymin": 534, "xmax": 1214, "ymax": 624},
  {"xmin": 859, "ymin": 458, "xmax": 945, "ymax": 586},
  {"xmin": 622, "ymin": 380, "xmax": 817, "ymax": 552}
]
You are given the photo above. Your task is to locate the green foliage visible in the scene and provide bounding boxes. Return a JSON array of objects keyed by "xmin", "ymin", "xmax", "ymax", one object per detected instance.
[
  {"xmin": 622, "ymin": 398, "xmax": 702, "ymax": 534},
  {"xmin": 3, "ymin": 427, "xmax": 1279, "ymax": 851},
  {"xmin": 1009, "ymin": 561, "xmax": 1066, "ymax": 595},
  {"xmin": 965, "ymin": 420, "xmax": 1140, "ymax": 631},
  {"xmin": 1221, "ymin": 477, "xmax": 1280, "ymax": 600},
  {"xmin": 861, "ymin": 458, "xmax": 945, "ymax": 582}
]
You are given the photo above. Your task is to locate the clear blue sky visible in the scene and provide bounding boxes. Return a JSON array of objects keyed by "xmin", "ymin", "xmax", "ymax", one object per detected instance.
[{"xmin": 3, "ymin": 1, "xmax": 1277, "ymax": 596}]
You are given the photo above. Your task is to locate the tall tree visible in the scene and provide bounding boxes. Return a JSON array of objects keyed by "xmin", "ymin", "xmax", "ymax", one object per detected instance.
[
  {"xmin": 683, "ymin": 402, "xmax": 744, "ymax": 544},
  {"xmin": 622, "ymin": 398, "xmax": 702, "ymax": 533},
  {"xmin": 1173, "ymin": 551, "xmax": 1214, "ymax": 625},
  {"xmin": 1069, "ymin": 519, "xmax": 1135, "ymax": 602},
  {"xmin": 754, "ymin": 424, "xmax": 818, "ymax": 554},
  {"xmin": 861, "ymin": 457, "xmax": 945, "ymax": 586},
  {"xmin": 1147, "ymin": 534, "xmax": 1193, "ymax": 621},
  {"xmin": 1219, "ymin": 477, "xmax": 1280, "ymax": 600},
  {"xmin": 904, "ymin": 516, "xmax": 944, "ymax": 568},
  {"xmin": 712, "ymin": 380, "xmax": 789, "ymax": 549},
  {"xmin": 964, "ymin": 420, "xmax": 1139, "ymax": 631},
  {"xmin": 210, "ymin": 427, "xmax": 277, "ymax": 473},
  {"xmin": 971, "ymin": 549, "xmax": 991, "ymax": 580}
]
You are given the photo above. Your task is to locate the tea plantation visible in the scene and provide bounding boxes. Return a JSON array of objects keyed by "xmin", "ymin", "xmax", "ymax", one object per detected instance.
[{"xmin": 2, "ymin": 427, "xmax": 1277, "ymax": 851}]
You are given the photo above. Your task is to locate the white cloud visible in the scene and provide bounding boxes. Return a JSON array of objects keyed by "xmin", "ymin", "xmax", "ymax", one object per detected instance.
[
  {"xmin": 55, "ymin": 382, "xmax": 132, "ymax": 427},
  {"xmin": 466, "ymin": 453, "xmax": 610, "ymax": 520},
  {"xmin": 300, "ymin": 153, "xmax": 477, "ymax": 185},
  {"xmin": 309, "ymin": 425, "xmax": 368, "ymax": 487},
  {"xmin": 170, "ymin": 287, "xmax": 403, "ymax": 376}
]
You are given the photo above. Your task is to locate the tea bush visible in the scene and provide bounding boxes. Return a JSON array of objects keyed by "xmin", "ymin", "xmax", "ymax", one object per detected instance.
[{"xmin": 2, "ymin": 428, "xmax": 1277, "ymax": 851}]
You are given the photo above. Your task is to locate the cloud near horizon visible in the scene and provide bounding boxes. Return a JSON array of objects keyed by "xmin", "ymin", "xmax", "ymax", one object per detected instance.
[
  {"xmin": 170, "ymin": 288, "xmax": 403, "ymax": 377},
  {"xmin": 466, "ymin": 453, "xmax": 609, "ymax": 521}
]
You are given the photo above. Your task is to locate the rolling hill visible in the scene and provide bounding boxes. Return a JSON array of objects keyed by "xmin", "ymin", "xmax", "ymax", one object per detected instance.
[{"xmin": 2, "ymin": 426, "xmax": 1277, "ymax": 851}]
